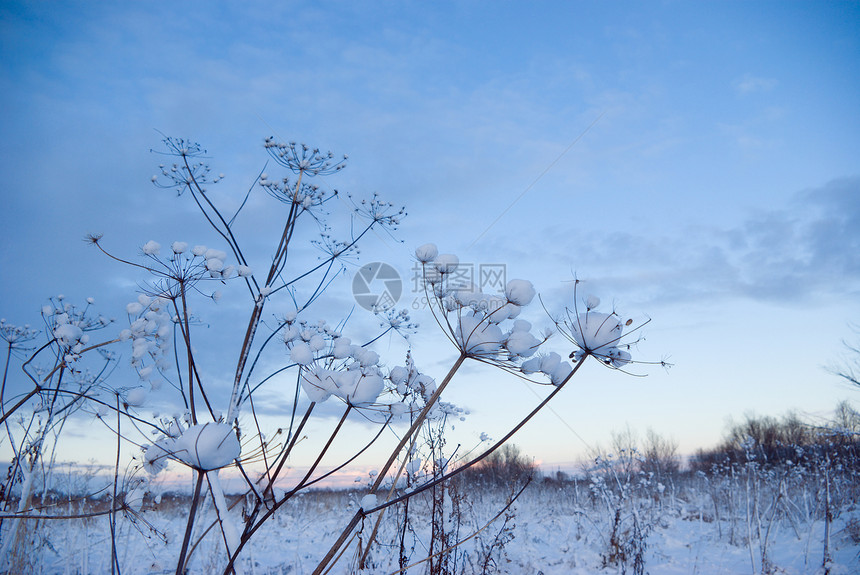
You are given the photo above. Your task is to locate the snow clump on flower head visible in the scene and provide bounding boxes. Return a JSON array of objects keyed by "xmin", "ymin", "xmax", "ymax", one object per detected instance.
[
  {"xmin": 284, "ymin": 317, "xmax": 389, "ymax": 408},
  {"xmin": 520, "ymin": 350, "xmax": 574, "ymax": 385},
  {"xmin": 503, "ymin": 319, "xmax": 541, "ymax": 359},
  {"xmin": 144, "ymin": 422, "xmax": 240, "ymax": 472},
  {"xmin": 415, "ymin": 244, "xmax": 548, "ymax": 365},
  {"xmin": 125, "ymin": 387, "xmax": 148, "ymax": 407},
  {"xmin": 360, "ymin": 493, "xmax": 377, "ymax": 512},
  {"xmin": 569, "ymin": 311, "xmax": 630, "ymax": 367},
  {"xmin": 53, "ymin": 323, "xmax": 84, "ymax": 347},
  {"xmin": 571, "ymin": 312, "xmax": 621, "ymax": 353},
  {"xmin": 553, "ymin": 284, "xmax": 640, "ymax": 370},
  {"xmin": 299, "ymin": 364, "xmax": 385, "ymax": 407},
  {"xmin": 433, "ymin": 253, "xmax": 459, "ymax": 274},
  {"xmin": 142, "ymin": 240, "xmax": 161, "ymax": 256},
  {"xmin": 505, "ymin": 279, "xmax": 536, "ymax": 306},
  {"xmin": 455, "ymin": 313, "xmax": 504, "ymax": 357},
  {"xmin": 290, "ymin": 342, "xmax": 314, "ymax": 366},
  {"xmin": 415, "ymin": 243, "xmax": 438, "ymax": 263}
]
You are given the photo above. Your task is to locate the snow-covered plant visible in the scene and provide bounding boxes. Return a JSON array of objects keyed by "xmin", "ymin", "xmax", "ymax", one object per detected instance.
[
  {"xmin": 549, "ymin": 278, "xmax": 666, "ymax": 375},
  {"xmin": 585, "ymin": 446, "xmax": 661, "ymax": 575},
  {"xmin": 0, "ymin": 136, "xmax": 411, "ymax": 574},
  {"xmin": 141, "ymin": 137, "xmax": 410, "ymax": 574},
  {"xmin": 415, "ymin": 244, "xmax": 547, "ymax": 366},
  {"xmin": 0, "ymin": 137, "xmax": 664, "ymax": 575},
  {"xmin": 310, "ymin": 252, "xmax": 665, "ymax": 574},
  {"xmin": 0, "ymin": 299, "xmax": 117, "ymax": 572}
]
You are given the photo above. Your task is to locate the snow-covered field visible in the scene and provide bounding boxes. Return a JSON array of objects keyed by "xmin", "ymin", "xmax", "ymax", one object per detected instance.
[
  {"xmin": 8, "ymin": 465, "xmax": 859, "ymax": 575},
  {"xmin": 1, "ymin": 138, "xmax": 857, "ymax": 575}
]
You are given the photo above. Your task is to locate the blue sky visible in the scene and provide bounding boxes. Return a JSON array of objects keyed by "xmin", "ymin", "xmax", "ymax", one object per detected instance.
[{"xmin": 1, "ymin": 1, "xmax": 859, "ymax": 474}]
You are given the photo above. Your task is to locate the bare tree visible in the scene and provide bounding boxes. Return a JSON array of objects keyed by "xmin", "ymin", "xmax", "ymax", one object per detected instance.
[
  {"xmin": 641, "ymin": 428, "xmax": 679, "ymax": 480},
  {"xmin": 831, "ymin": 324, "xmax": 860, "ymax": 387}
]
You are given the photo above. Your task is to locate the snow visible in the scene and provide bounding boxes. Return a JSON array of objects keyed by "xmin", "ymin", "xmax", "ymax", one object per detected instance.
[
  {"xmin": 520, "ymin": 356, "xmax": 541, "ymax": 374},
  {"xmin": 389, "ymin": 402, "xmax": 409, "ymax": 417},
  {"xmin": 146, "ymin": 423, "xmax": 240, "ymax": 472},
  {"xmin": 608, "ymin": 346, "xmax": 632, "ymax": 367},
  {"xmin": 504, "ymin": 329, "xmax": 540, "ymax": 358},
  {"xmin": 549, "ymin": 360, "xmax": 573, "ymax": 384},
  {"xmin": 353, "ymin": 348, "xmax": 379, "ymax": 367},
  {"xmin": 488, "ymin": 301, "xmax": 520, "ymax": 323},
  {"xmin": 505, "ymin": 279, "xmax": 536, "ymax": 306},
  {"xmin": 388, "ymin": 365, "xmax": 408, "ymax": 385},
  {"xmin": 359, "ymin": 492, "xmax": 378, "ymax": 511},
  {"xmin": 175, "ymin": 424, "xmax": 241, "ymax": 471},
  {"xmin": 282, "ymin": 325, "xmax": 300, "ymax": 343},
  {"xmin": 308, "ymin": 334, "xmax": 326, "ymax": 351},
  {"xmin": 142, "ymin": 240, "xmax": 161, "ymax": 255},
  {"xmin": 332, "ymin": 339, "xmax": 354, "ymax": 359},
  {"xmin": 290, "ymin": 342, "xmax": 314, "ymax": 366},
  {"xmin": 414, "ymin": 243, "xmax": 438, "ymax": 263},
  {"xmin": 301, "ymin": 369, "xmax": 333, "ymax": 403},
  {"xmin": 204, "ymin": 248, "xmax": 228, "ymax": 262},
  {"xmin": 300, "ymin": 365, "xmax": 384, "ymax": 406},
  {"xmin": 455, "ymin": 313, "xmax": 504, "ymax": 356},
  {"xmin": 433, "ymin": 253, "xmax": 459, "ymax": 274},
  {"xmin": 345, "ymin": 373, "xmax": 384, "ymax": 405},
  {"xmin": 205, "ymin": 258, "xmax": 224, "ymax": 272},
  {"xmin": 53, "ymin": 323, "xmax": 83, "ymax": 346},
  {"xmin": 568, "ymin": 310, "xmax": 633, "ymax": 366},
  {"xmin": 571, "ymin": 311, "xmax": 622, "ymax": 352},
  {"xmin": 21, "ymin": 474, "xmax": 859, "ymax": 574},
  {"xmin": 539, "ymin": 351, "xmax": 561, "ymax": 374}
]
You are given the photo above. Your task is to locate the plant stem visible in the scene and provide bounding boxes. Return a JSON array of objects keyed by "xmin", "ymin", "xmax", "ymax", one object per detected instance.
[
  {"xmin": 175, "ymin": 471, "xmax": 205, "ymax": 575},
  {"xmin": 366, "ymin": 356, "xmax": 586, "ymax": 516},
  {"xmin": 222, "ymin": 405, "xmax": 351, "ymax": 575},
  {"xmin": 110, "ymin": 394, "xmax": 121, "ymax": 575},
  {"xmin": 312, "ymin": 353, "xmax": 467, "ymax": 575}
]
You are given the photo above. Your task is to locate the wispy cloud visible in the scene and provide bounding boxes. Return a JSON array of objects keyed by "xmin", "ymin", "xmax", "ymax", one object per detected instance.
[
  {"xmin": 535, "ymin": 177, "xmax": 860, "ymax": 308},
  {"xmin": 734, "ymin": 73, "xmax": 778, "ymax": 95}
]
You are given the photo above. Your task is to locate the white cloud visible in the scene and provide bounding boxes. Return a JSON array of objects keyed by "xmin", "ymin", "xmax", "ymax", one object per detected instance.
[
  {"xmin": 530, "ymin": 177, "xmax": 860, "ymax": 308},
  {"xmin": 733, "ymin": 73, "xmax": 778, "ymax": 94}
]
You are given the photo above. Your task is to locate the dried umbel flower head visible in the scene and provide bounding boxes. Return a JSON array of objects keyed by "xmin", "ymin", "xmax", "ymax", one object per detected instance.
[
  {"xmin": 143, "ymin": 422, "xmax": 241, "ymax": 473},
  {"xmin": 350, "ymin": 192, "xmax": 406, "ymax": 229},
  {"xmin": 549, "ymin": 279, "xmax": 663, "ymax": 373},
  {"xmin": 103, "ymin": 239, "xmax": 250, "ymax": 302},
  {"xmin": 414, "ymin": 243, "xmax": 549, "ymax": 369},
  {"xmin": 0, "ymin": 319, "xmax": 39, "ymax": 348},
  {"xmin": 150, "ymin": 137, "xmax": 219, "ymax": 196},
  {"xmin": 264, "ymin": 139, "xmax": 347, "ymax": 176}
]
